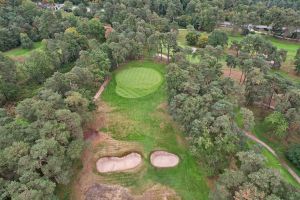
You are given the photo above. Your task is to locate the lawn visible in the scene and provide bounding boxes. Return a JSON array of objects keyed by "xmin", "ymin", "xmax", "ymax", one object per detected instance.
[
  {"xmin": 100, "ymin": 60, "xmax": 210, "ymax": 200},
  {"xmin": 3, "ymin": 41, "xmax": 45, "ymax": 58},
  {"xmin": 178, "ymin": 29, "xmax": 300, "ymax": 61}
]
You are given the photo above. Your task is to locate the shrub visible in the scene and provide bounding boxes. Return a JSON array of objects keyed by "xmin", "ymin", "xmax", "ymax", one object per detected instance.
[
  {"xmin": 186, "ymin": 31, "xmax": 198, "ymax": 46},
  {"xmin": 20, "ymin": 33, "xmax": 33, "ymax": 49},
  {"xmin": 286, "ymin": 145, "xmax": 300, "ymax": 169},
  {"xmin": 197, "ymin": 34, "xmax": 208, "ymax": 48}
]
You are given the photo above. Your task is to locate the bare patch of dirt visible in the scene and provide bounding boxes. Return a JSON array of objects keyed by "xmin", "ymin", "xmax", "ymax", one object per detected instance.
[
  {"xmin": 85, "ymin": 183, "xmax": 180, "ymax": 200},
  {"xmin": 222, "ymin": 68, "xmax": 243, "ymax": 83},
  {"xmin": 206, "ymin": 176, "xmax": 218, "ymax": 191}
]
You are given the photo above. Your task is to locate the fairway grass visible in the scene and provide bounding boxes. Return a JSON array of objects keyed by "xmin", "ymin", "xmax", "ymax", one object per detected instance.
[
  {"xmin": 101, "ymin": 60, "xmax": 209, "ymax": 199},
  {"xmin": 116, "ymin": 67, "xmax": 163, "ymax": 98}
]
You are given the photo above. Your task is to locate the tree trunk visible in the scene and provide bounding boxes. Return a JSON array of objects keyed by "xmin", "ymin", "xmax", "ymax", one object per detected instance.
[
  {"xmin": 229, "ymin": 67, "xmax": 232, "ymax": 77},
  {"xmin": 268, "ymin": 91, "xmax": 274, "ymax": 108},
  {"xmin": 167, "ymin": 46, "xmax": 170, "ymax": 63},
  {"xmin": 239, "ymin": 72, "xmax": 244, "ymax": 84},
  {"xmin": 160, "ymin": 45, "xmax": 163, "ymax": 61}
]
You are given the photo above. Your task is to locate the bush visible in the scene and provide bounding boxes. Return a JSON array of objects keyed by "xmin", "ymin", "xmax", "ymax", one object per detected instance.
[
  {"xmin": 197, "ymin": 34, "xmax": 208, "ymax": 48},
  {"xmin": 20, "ymin": 33, "xmax": 33, "ymax": 49},
  {"xmin": 286, "ymin": 145, "xmax": 300, "ymax": 169},
  {"xmin": 186, "ymin": 31, "xmax": 199, "ymax": 46}
]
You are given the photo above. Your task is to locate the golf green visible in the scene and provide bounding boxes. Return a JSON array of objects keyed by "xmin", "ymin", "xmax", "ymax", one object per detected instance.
[{"xmin": 115, "ymin": 67, "xmax": 163, "ymax": 98}]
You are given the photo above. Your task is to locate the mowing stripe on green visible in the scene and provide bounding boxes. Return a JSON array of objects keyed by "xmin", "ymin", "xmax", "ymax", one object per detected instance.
[{"xmin": 115, "ymin": 67, "xmax": 163, "ymax": 98}]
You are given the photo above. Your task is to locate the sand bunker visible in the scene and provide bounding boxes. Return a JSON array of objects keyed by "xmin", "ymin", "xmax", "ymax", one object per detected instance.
[
  {"xmin": 150, "ymin": 151, "xmax": 179, "ymax": 168},
  {"xmin": 96, "ymin": 153, "xmax": 142, "ymax": 173}
]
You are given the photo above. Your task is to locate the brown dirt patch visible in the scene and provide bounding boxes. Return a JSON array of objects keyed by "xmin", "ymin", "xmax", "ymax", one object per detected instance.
[
  {"xmin": 150, "ymin": 151, "xmax": 180, "ymax": 168},
  {"xmin": 85, "ymin": 183, "xmax": 180, "ymax": 200},
  {"xmin": 222, "ymin": 67, "xmax": 243, "ymax": 83}
]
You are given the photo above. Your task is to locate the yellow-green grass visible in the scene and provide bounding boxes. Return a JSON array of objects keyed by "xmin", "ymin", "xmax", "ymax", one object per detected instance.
[
  {"xmin": 115, "ymin": 67, "xmax": 163, "ymax": 98},
  {"xmin": 101, "ymin": 60, "xmax": 209, "ymax": 200},
  {"xmin": 3, "ymin": 41, "xmax": 44, "ymax": 58}
]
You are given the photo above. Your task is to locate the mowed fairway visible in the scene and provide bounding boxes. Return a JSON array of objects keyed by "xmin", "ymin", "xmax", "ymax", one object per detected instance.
[
  {"xmin": 116, "ymin": 67, "xmax": 163, "ymax": 98},
  {"xmin": 101, "ymin": 60, "xmax": 209, "ymax": 199}
]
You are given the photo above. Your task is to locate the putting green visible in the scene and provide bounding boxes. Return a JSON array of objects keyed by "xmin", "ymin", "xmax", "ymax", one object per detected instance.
[{"xmin": 115, "ymin": 67, "xmax": 163, "ymax": 98}]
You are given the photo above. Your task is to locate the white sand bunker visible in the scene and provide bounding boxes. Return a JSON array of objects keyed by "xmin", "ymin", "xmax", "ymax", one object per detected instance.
[
  {"xmin": 96, "ymin": 152, "xmax": 142, "ymax": 173},
  {"xmin": 150, "ymin": 151, "xmax": 180, "ymax": 168}
]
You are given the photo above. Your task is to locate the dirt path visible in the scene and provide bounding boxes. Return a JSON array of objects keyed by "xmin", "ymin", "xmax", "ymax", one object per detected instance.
[
  {"xmin": 245, "ymin": 131, "xmax": 300, "ymax": 184},
  {"xmin": 93, "ymin": 78, "xmax": 111, "ymax": 101}
]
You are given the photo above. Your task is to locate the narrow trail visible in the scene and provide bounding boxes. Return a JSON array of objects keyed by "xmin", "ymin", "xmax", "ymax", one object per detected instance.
[
  {"xmin": 245, "ymin": 131, "xmax": 300, "ymax": 185},
  {"xmin": 93, "ymin": 78, "xmax": 111, "ymax": 101}
]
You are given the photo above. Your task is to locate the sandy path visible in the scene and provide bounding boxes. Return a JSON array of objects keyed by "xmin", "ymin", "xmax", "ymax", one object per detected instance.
[
  {"xmin": 150, "ymin": 151, "xmax": 179, "ymax": 168},
  {"xmin": 245, "ymin": 132, "xmax": 300, "ymax": 184},
  {"xmin": 93, "ymin": 78, "xmax": 111, "ymax": 101},
  {"xmin": 96, "ymin": 153, "xmax": 142, "ymax": 173}
]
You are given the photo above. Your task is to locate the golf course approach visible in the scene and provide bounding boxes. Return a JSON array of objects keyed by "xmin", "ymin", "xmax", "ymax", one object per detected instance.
[{"xmin": 116, "ymin": 67, "xmax": 163, "ymax": 98}]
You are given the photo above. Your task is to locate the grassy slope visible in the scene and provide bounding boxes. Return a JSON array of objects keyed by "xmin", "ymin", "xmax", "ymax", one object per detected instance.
[
  {"xmin": 3, "ymin": 41, "xmax": 44, "ymax": 58},
  {"xmin": 101, "ymin": 60, "xmax": 209, "ymax": 200}
]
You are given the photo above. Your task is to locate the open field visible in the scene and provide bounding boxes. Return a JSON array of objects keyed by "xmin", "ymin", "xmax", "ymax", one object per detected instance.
[
  {"xmin": 3, "ymin": 41, "xmax": 45, "ymax": 61},
  {"xmin": 75, "ymin": 60, "xmax": 210, "ymax": 200}
]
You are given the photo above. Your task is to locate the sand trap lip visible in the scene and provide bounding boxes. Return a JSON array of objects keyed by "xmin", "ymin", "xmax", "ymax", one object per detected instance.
[
  {"xmin": 96, "ymin": 152, "xmax": 142, "ymax": 173},
  {"xmin": 150, "ymin": 151, "xmax": 180, "ymax": 168}
]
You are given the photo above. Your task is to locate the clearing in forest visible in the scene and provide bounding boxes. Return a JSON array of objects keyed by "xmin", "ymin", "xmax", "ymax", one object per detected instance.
[{"xmin": 76, "ymin": 60, "xmax": 209, "ymax": 200}]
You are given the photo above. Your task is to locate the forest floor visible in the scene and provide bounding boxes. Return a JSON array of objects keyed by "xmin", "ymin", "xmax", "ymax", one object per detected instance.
[{"xmin": 70, "ymin": 60, "xmax": 210, "ymax": 200}]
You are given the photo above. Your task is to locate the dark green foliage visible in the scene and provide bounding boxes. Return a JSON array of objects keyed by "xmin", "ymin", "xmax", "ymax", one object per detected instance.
[
  {"xmin": 166, "ymin": 50, "xmax": 246, "ymax": 174},
  {"xmin": 295, "ymin": 48, "xmax": 300, "ymax": 75},
  {"xmin": 211, "ymin": 151, "xmax": 300, "ymax": 200},
  {"xmin": 286, "ymin": 145, "xmax": 300, "ymax": 169},
  {"xmin": 208, "ymin": 30, "xmax": 228, "ymax": 47}
]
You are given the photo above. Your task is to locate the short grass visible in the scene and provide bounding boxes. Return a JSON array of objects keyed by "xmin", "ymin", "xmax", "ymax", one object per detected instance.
[
  {"xmin": 116, "ymin": 67, "xmax": 163, "ymax": 98},
  {"xmin": 101, "ymin": 60, "xmax": 209, "ymax": 200},
  {"xmin": 3, "ymin": 41, "xmax": 44, "ymax": 58}
]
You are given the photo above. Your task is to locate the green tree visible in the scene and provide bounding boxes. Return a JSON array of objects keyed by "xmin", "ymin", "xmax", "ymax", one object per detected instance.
[
  {"xmin": 225, "ymin": 55, "xmax": 238, "ymax": 76},
  {"xmin": 286, "ymin": 144, "xmax": 300, "ymax": 169},
  {"xmin": 208, "ymin": 30, "xmax": 228, "ymax": 47},
  {"xmin": 185, "ymin": 31, "xmax": 198, "ymax": 46},
  {"xmin": 265, "ymin": 111, "xmax": 289, "ymax": 138},
  {"xmin": 295, "ymin": 48, "xmax": 300, "ymax": 75},
  {"xmin": 24, "ymin": 51, "xmax": 54, "ymax": 84},
  {"xmin": 20, "ymin": 33, "xmax": 33, "ymax": 49}
]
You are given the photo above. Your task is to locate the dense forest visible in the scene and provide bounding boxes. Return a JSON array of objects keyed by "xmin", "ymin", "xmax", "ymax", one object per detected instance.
[{"xmin": 0, "ymin": 0, "xmax": 300, "ymax": 199}]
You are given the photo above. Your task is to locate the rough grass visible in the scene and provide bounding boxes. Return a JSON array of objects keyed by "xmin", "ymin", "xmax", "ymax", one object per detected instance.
[
  {"xmin": 101, "ymin": 60, "xmax": 209, "ymax": 200},
  {"xmin": 3, "ymin": 41, "xmax": 44, "ymax": 58},
  {"xmin": 116, "ymin": 67, "xmax": 163, "ymax": 98}
]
